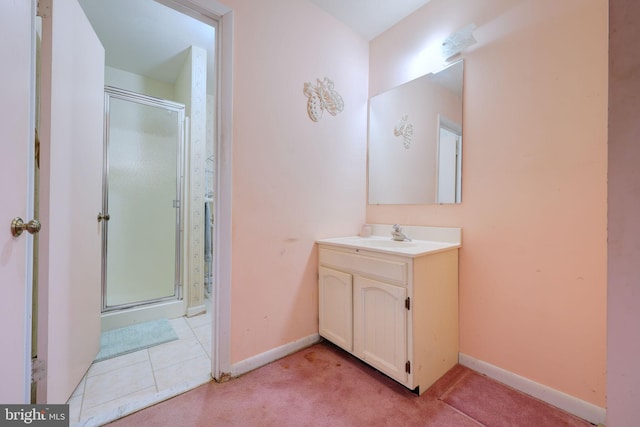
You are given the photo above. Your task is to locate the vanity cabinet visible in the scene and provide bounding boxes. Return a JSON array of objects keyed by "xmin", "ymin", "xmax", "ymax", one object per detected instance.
[{"xmin": 318, "ymin": 244, "xmax": 459, "ymax": 394}]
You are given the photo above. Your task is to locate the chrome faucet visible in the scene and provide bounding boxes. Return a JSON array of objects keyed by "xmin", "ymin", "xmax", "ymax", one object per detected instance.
[{"xmin": 391, "ymin": 224, "xmax": 411, "ymax": 241}]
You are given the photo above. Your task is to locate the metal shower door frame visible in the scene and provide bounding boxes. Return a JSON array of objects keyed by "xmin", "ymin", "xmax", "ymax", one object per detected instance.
[{"xmin": 101, "ymin": 86, "xmax": 186, "ymax": 312}]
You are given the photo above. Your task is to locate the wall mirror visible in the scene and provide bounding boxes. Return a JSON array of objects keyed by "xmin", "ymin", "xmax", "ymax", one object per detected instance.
[{"xmin": 368, "ymin": 60, "xmax": 464, "ymax": 205}]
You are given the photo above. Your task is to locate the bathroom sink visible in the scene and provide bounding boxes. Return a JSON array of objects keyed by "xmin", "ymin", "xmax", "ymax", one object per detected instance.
[{"xmin": 355, "ymin": 239, "xmax": 416, "ymax": 248}]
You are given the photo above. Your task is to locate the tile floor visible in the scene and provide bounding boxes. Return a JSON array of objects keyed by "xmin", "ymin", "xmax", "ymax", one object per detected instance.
[{"xmin": 68, "ymin": 301, "xmax": 213, "ymax": 427}]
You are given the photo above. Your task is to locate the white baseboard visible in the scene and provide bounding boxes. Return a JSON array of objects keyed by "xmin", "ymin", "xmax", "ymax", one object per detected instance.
[
  {"xmin": 230, "ymin": 333, "xmax": 321, "ymax": 377},
  {"xmin": 458, "ymin": 353, "xmax": 605, "ymax": 425}
]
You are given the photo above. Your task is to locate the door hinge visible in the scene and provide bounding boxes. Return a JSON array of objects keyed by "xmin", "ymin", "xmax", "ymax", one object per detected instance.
[
  {"xmin": 405, "ymin": 297, "xmax": 411, "ymax": 310},
  {"xmin": 405, "ymin": 360, "xmax": 411, "ymax": 374},
  {"xmin": 173, "ymin": 200, "xmax": 181, "ymax": 208},
  {"xmin": 37, "ymin": 0, "xmax": 52, "ymax": 18},
  {"xmin": 31, "ymin": 358, "xmax": 47, "ymax": 383}
]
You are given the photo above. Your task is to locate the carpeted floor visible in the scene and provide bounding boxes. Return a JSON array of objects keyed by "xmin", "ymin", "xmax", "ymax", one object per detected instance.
[{"xmin": 107, "ymin": 341, "xmax": 592, "ymax": 426}]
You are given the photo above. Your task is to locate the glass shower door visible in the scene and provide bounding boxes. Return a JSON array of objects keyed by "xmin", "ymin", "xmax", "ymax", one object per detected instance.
[{"xmin": 102, "ymin": 87, "xmax": 185, "ymax": 311}]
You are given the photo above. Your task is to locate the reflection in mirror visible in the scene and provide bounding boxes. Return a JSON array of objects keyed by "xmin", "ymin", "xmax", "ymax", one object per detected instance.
[{"xmin": 368, "ymin": 60, "xmax": 463, "ymax": 205}]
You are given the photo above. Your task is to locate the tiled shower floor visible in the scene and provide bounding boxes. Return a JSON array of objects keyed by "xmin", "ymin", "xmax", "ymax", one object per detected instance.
[{"xmin": 68, "ymin": 301, "xmax": 213, "ymax": 427}]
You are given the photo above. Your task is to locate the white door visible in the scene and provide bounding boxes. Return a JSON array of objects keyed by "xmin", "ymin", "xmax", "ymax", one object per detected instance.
[
  {"xmin": 436, "ymin": 127, "xmax": 460, "ymax": 204},
  {"xmin": 0, "ymin": 0, "xmax": 36, "ymax": 404},
  {"xmin": 38, "ymin": 0, "xmax": 105, "ymax": 403},
  {"xmin": 353, "ymin": 276, "xmax": 407, "ymax": 384}
]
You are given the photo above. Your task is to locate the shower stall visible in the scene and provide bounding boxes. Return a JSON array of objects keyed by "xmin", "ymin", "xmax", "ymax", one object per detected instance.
[{"xmin": 100, "ymin": 86, "xmax": 186, "ymax": 330}]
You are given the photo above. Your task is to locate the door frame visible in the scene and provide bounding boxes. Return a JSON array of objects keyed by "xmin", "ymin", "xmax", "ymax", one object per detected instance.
[
  {"xmin": 27, "ymin": 0, "xmax": 38, "ymax": 403},
  {"xmin": 159, "ymin": 0, "xmax": 234, "ymax": 380}
]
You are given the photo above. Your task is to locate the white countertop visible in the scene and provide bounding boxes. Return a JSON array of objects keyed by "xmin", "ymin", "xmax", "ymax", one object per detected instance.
[{"xmin": 317, "ymin": 235, "xmax": 460, "ymax": 257}]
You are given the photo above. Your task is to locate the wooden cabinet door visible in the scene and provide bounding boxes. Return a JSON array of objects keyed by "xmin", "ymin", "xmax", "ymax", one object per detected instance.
[
  {"xmin": 354, "ymin": 276, "xmax": 408, "ymax": 383},
  {"xmin": 319, "ymin": 267, "xmax": 353, "ymax": 351}
]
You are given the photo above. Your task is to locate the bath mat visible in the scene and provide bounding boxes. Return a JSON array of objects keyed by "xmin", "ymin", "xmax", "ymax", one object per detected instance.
[{"xmin": 95, "ymin": 318, "xmax": 179, "ymax": 363}]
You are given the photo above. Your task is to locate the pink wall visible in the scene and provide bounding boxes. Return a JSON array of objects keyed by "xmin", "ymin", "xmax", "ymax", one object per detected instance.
[
  {"xmin": 221, "ymin": 0, "xmax": 369, "ymax": 362},
  {"xmin": 369, "ymin": 0, "xmax": 608, "ymax": 407},
  {"xmin": 607, "ymin": 0, "xmax": 640, "ymax": 424}
]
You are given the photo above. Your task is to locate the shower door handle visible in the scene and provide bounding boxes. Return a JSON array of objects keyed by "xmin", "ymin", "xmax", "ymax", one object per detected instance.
[{"xmin": 97, "ymin": 212, "xmax": 110, "ymax": 222}]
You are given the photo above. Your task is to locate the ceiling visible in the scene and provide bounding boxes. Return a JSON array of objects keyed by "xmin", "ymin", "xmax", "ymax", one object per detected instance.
[
  {"xmin": 309, "ymin": 0, "xmax": 433, "ymax": 40},
  {"xmin": 77, "ymin": 0, "xmax": 432, "ymax": 94},
  {"xmin": 78, "ymin": 0, "xmax": 216, "ymax": 94}
]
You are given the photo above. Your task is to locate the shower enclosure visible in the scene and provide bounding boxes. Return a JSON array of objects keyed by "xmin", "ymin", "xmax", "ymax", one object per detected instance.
[{"xmin": 101, "ymin": 87, "xmax": 186, "ymax": 327}]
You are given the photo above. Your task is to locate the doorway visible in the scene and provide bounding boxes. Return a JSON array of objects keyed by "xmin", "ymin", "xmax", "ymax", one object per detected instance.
[
  {"xmin": 77, "ymin": 0, "xmax": 216, "ymax": 306},
  {"xmin": 64, "ymin": 0, "xmax": 230, "ymax": 421},
  {"xmin": 1, "ymin": 0, "xmax": 232, "ymax": 406},
  {"xmin": 436, "ymin": 116, "xmax": 462, "ymax": 204},
  {"xmin": 2, "ymin": 0, "xmax": 233, "ymax": 412}
]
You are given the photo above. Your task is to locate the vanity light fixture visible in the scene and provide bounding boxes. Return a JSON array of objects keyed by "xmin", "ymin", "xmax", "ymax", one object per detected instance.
[
  {"xmin": 303, "ymin": 77, "xmax": 344, "ymax": 122},
  {"xmin": 442, "ymin": 23, "xmax": 477, "ymax": 61}
]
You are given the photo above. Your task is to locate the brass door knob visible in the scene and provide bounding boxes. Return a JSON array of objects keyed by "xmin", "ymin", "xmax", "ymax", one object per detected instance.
[
  {"xmin": 97, "ymin": 212, "xmax": 110, "ymax": 222},
  {"xmin": 11, "ymin": 217, "xmax": 41, "ymax": 237}
]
